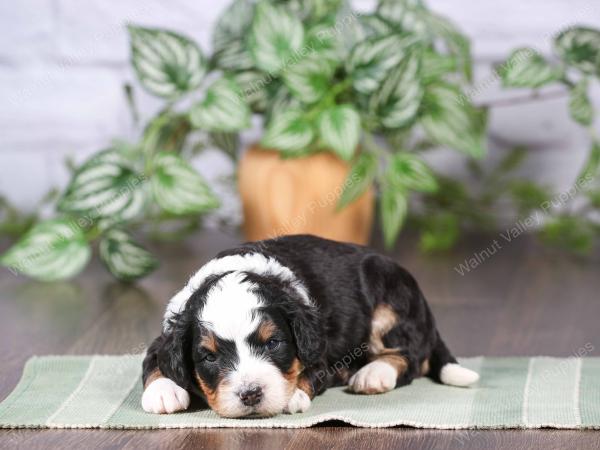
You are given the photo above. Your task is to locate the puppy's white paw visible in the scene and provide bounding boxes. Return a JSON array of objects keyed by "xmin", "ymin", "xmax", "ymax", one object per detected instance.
[
  {"xmin": 284, "ymin": 388, "xmax": 311, "ymax": 414},
  {"xmin": 141, "ymin": 378, "xmax": 190, "ymax": 414},
  {"xmin": 348, "ymin": 361, "xmax": 397, "ymax": 394}
]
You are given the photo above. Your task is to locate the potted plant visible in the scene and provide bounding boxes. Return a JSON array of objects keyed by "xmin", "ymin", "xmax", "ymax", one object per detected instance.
[
  {"xmin": 0, "ymin": 0, "xmax": 486, "ymax": 281},
  {"xmin": 218, "ymin": 0, "xmax": 486, "ymax": 245}
]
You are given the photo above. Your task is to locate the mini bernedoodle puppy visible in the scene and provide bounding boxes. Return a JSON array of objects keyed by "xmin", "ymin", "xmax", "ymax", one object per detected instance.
[{"xmin": 141, "ymin": 235, "xmax": 479, "ymax": 417}]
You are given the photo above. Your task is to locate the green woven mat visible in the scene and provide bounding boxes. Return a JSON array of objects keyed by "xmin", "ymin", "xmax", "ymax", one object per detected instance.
[{"xmin": 0, "ymin": 355, "xmax": 598, "ymax": 429}]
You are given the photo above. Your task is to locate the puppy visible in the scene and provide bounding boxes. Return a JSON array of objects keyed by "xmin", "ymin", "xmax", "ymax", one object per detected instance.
[{"xmin": 141, "ymin": 235, "xmax": 479, "ymax": 417}]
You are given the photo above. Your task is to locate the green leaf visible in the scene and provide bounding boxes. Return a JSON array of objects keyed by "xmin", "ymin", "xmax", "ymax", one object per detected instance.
[
  {"xmin": 387, "ymin": 153, "xmax": 437, "ymax": 192},
  {"xmin": 539, "ymin": 216, "xmax": 594, "ymax": 254},
  {"xmin": 420, "ymin": 83, "xmax": 486, "ymax": 158},
  {"xmin": 249, "ymin": 1, "xmax": 305, "ymax": 74},
  {"xmin": 141, "ymin": 111, "xmax": 191, "ymax": 157},
  {"xmin": 338, "ymin": 152, "xmax": 378, "ymax": 210},
  {"xmin": 569, "ymin": 79, "xmax": 594, "ymax": 126},
  {"xmin": 424, "ymin": 13, "xmax": 472, "ymax": 82},
  {"xmin": 555, "ymin": 27, "xmax": 600, "ymax": 75},
  {"xmin": 509, "ymin": 180, "xmax": 551, "ymax": 217},
  {"xmin": 317, "ymin": 105, "xmax": 361, "ymax": 160},
  {"xmin": 380, "ymin": 186, "xmax": 408, "ymax": 248},
  {"xmin": 422, "ymin": 50, "xmax": 458, "ymax": 82},
  {"xmin": 261, "ymin": 110, "xmax": 314, "ymax": 153},
  {"xmin": 213, "ymin": 40, "xmax": 255, "ymax": 71},
  {"xmin": 305, "ymin": 21, "xmax": 344, "ymax": 66},
  {"xmin": 378, "ymin": 0, "xmax": 428, "ymax": 35},
  {"xmin": 190, "ymin": 78, "xmax": 251, "ymax": 132},
  {"xmin": 209, "ymin": 131, "xmax": 240, "ymax": 160},
  {"xmin": 358, "ymin": 14, "xmax": 395, "ymax": 38},
  {"xmin": 99, "ymin": 229, "xmax": 158, "ymax": 281},
  {"xmin": 128, "ymin": 26, "xmax": 206, "ymax": 99},
  {"xmin": 283, "ymin": 55, "xmax": 334, "ymax": 104},
  {"xmin": 347, "ymin": 34, "xmax": 421, "ymax": 94},
  {"xmin": 577, "ymin": 140, "xmax": 600, "ymax": 184},
  {"xmin": 58, "ymin": 150, "xmax": 146, "ymax": 223},
  {"xmin": 369, "ymin": 51, "xmax": 423, "ymax": 129},
  {"xmin": 232, "ymin": 71, "xmax": 270, "ymax": 112},
  {"xmin": 499, "ymin": 48, "xmax": 563, "ymax": 88},
  {"xmin": 0, "ymin": 218, "xmax": 91, "ymax": 281},
  {"xmin": 151, "ymin": 152, "xmax": 219, "ymax": 215},
  {"xmin": 419, "ymin": 213, "xmax": 459, "ymax": 252},
  {"xmin": 212, "ymin": 0, "xmax": 254, "ymax": 54}
]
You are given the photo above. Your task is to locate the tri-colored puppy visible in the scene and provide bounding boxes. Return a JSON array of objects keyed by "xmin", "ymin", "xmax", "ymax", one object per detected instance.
[{"xmin": 141, "ymin": 235, "xmax": 479, "ymax": 417}]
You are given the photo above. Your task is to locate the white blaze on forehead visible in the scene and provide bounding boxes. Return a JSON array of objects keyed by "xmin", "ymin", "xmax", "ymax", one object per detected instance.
[
  {"xmin": 163, "ymin": 252, "xmax": 310, "ymax": 331},
  {"xmin": 199, "ymin": 272, "xmax": 262, "ymax": 340}
]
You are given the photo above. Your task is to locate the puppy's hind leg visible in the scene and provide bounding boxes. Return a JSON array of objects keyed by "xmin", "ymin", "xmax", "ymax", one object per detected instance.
[{"xmin": 348, "ymin": 303, "xmax": 412, "ymax": 394}]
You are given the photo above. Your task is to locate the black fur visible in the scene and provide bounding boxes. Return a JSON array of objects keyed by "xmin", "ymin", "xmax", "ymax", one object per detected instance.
[{"xmin": 142, "ymin": 234, "xmax": 459, "ymax": 409}]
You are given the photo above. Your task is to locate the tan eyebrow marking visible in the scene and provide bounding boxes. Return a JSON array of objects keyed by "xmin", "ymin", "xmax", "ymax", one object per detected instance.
[
  {"xmin": 200, "ymin": 332, "xmax": 217, "ymax": 353},
  {"xmin": 257, "ymin": 319, "xmax": 277, "ymax": 342}
]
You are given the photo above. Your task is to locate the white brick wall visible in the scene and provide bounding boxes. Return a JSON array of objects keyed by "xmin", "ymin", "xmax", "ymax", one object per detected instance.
[{"xmin": 1, "ymin": 0, "xmax": 599, "ymax": 211}]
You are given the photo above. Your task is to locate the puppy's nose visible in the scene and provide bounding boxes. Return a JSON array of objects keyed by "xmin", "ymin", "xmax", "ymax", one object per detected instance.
[{"xmin": 239, "ymin": 386, "xmax": 262, "ymax": 406}]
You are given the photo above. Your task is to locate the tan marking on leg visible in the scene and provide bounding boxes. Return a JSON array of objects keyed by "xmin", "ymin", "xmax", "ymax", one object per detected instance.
[
  {"xmin": 368, "ymin": 304, "xmax": 399, "ymax": 354},
  {"xmin": 378, "ymin": 352, "xmax": 409, "ymax": 376},
  {"xmin": 283, "ymin": 358, "xmax": 303, "ymax": 396},
  {"xmin": 420, "ymin": 358, "xmax": 430, "ymax": 376},
  {"xmin": 297, "ymin": 375, "xmax": 314, "ymax": 399},
  {"xmin": 144, "ymin": 368, "xmax": 164, "ymax": 389}
]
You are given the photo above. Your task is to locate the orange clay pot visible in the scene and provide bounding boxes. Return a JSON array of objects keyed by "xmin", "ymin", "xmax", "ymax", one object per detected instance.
[{"xmin": 238, "ymin": 145, "xmax": 374, "ymax": 245}]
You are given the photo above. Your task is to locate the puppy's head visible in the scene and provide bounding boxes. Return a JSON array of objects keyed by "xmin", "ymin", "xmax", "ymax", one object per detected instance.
[{"xmin": 158, "ymin": 271, "xmax": 322, "ymax": 417}]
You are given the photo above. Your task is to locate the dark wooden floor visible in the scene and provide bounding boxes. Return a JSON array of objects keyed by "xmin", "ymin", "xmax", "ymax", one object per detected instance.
[{"xmin": 1, "ymin": 229, "xmax": 599, "ymax": 449}]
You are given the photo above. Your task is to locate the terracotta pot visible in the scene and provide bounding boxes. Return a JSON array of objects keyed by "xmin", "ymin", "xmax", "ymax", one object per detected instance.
[{"xmin": 238, "ymin": 145, "xmax": 374, "ymax": 245}]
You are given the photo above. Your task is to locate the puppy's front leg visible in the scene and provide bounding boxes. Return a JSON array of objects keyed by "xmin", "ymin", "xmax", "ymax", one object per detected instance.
[
  {"xmin": 141, "ymin": 335, "xmax": 190, "ymax": 414},
  {"xmin": 284, "ymin": 365, "xmax": 326, "ymax": 414}
]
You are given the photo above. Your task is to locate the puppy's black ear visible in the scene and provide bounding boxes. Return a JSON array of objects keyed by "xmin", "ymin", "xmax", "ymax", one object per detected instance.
[
  {"xmin": 157, "ymin": 315, "xmax": 194, "ymax": 391},
  {"xmin": 291, "ymin": 303, "xmax": 324, "ymax": 369}
]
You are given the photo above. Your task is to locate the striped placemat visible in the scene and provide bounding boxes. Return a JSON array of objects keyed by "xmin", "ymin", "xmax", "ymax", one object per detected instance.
[{"xmin": 0, "ymin": 355, "xmax": 598, "ymax": 429}]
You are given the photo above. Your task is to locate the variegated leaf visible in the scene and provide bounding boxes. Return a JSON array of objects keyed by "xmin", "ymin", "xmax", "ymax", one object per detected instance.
[
  {"xmin": 369, "ymin": 51, "xmax": 423, "ymax": 129},
  {"xmin": 317, "ymin": 105, "xmax": 361, "ymax": 160},
  {"xmin": 128, "ymin": 26, "xmax": 206, "ymax": 99},
  {"xmin": 58, "ymin": 150, "xmax": 146, "ymax": 223},
  {"xmin": 249, "ymin": 1, "xmax": 305, "ymax": 74},
  {"xmin": 141, "ymin": 111, "xmax": 191, "ymax": 157},
  {"xmin": 500, "ymin": 48, "xmax": 563, "ymax": 88},
  {"xmin": 555, "ymin": 27, "xmax": 600, "ymax": 75},
  {"xmin": 212, "ymin": 0, "xmax": 254, "ymax": 53},
  {"xmin": 151, "ymin": 152, "xmax": 219, "ymax": 215},
  {"xmin": 261, "ymin": 110, "xmax": 314, "ymax": 153},
  {"xmin": 232, "ymin": 71, "xmax": 271, "ymax": 112},
  {"xmin": 338, "ymin": 152, "xmax": 378, "ymax": 210},
  {"xmin": 378, "ymin": 0, "xmax": 428, "ymax": 35},
  {"xmin": 212, "ymin": 40, "xmax": 255, "ymax": 71},
  {"xmin": 347, "ymin": 34, "xmax": 421, "ymax": 94},
  {"xmin": 569, "ymin": 79, "xmax": 594, "ymax": 126},
  {"xmin": 266, "ymin": 85, "xmax": 302, "ymax": 122},
  {"xmin": 420, "ymin": 83, "xmax": 486, "ymax": 158},
  {"xmin": 424, "ymin": 12, "xmax": 472, "ymax": 81},
  {"xmin": 387, "ymin": 153, "xmax": 437, "ymax": 192},
  {"xmin": 190, "ymin": 78, "xmax": 251, "ymax": 132},
  {"xmin": 283, "ymin": 55, "xmax": 335, "ymax": 104},
  {"xmin": 209, "ymin": 131, "xmax": 240, "ymax": 160},
  {"xmin": 380, "ymin": 185, "xmax": 408, "ymax": 248},
  {"xmin": 422, "ymin": 50, "xmax": 457, "ymax": 82},
  {"xmin": 99, "ymin": 229, "xmax": 158, "ymax": 281},
  {"xmin": 0, "ymin": 218, "xmax": 91, "ymax": 281}
]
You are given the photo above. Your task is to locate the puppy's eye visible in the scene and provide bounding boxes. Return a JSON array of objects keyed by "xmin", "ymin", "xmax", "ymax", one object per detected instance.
[
  {"xmin": 203, "ymin": 353, "xmax": 217, "ymax": 363},
  {"xmin": 265, "ymin": 339, "xmax": 281, "ymax": 351}
]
